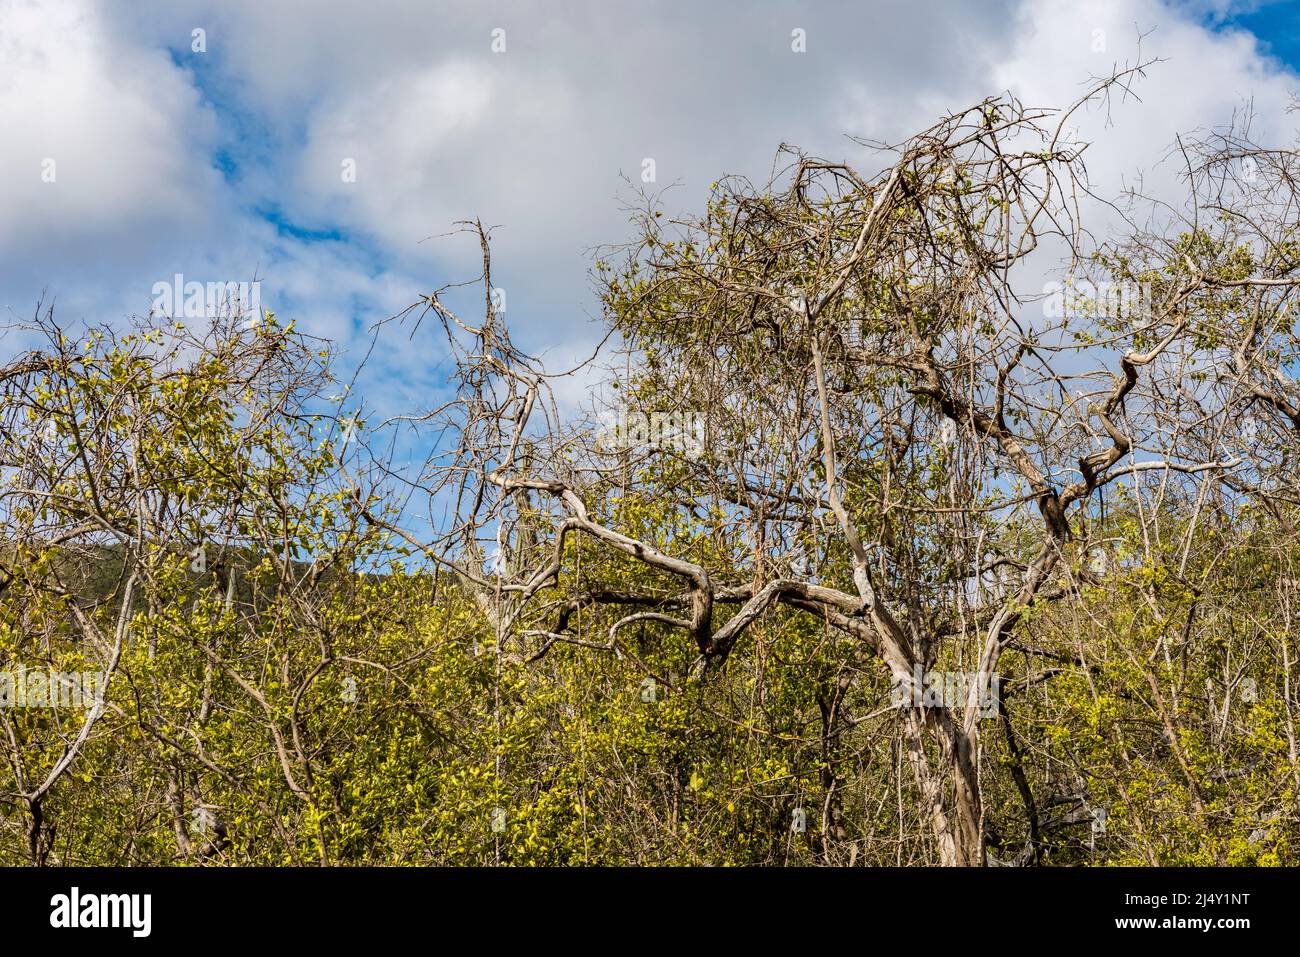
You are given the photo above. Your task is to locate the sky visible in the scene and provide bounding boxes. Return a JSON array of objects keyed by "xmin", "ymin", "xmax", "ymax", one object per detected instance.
[{"xmin": 2, "ymin": 0, "xmax": 1299, "ymax": 423}]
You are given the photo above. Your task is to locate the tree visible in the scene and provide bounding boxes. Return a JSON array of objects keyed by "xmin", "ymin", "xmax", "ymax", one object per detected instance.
[
  {"xmin": 3, "ymin": 76, "xmax": 1300, "ymax": 868},
  {"xmin": 421, "ymin": 77, "xmax": 1299, "ymax": 865}
]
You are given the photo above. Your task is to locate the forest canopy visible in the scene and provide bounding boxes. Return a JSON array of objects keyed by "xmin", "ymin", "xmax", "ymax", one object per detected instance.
[{"xmin": 3, "ymin": 78, "xmax": 1300, "ymax": 867}]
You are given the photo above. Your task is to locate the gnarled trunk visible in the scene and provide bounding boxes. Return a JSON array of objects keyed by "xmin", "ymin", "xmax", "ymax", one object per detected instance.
[{"xmin": 903, "ymin": 707, "xmax": 984, "ymax": 866}]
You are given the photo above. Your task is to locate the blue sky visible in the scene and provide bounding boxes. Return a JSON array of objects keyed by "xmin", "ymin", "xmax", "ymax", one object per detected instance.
[
  {"xmin": 1213, "ymin": 0, "xmax": 1300, "ymax": 69},
  {"xmin": 3, "ymin": 0, "xmax": 1299, "ymax": 430}
]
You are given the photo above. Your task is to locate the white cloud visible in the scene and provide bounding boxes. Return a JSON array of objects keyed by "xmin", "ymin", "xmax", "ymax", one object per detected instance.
[
  {"xmin": 0, "ymin": 0, "xmax": 222, "ymax": 266},
  {"xmin": 993, "ymin": 0, "xmax": 1294, "ymax": 200},
  {"xmin": 1, "ymin": 0, "xmax": 1297, "ymax": 394}
]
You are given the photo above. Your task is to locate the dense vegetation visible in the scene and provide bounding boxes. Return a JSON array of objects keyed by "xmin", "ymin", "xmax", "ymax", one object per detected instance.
[{"xmin": 3, "ymin": 85, "xmax": 1300, "ymax": 866}]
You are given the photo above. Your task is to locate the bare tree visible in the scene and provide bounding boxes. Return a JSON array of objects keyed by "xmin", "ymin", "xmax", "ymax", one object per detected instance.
[{"xmin": 402, "ymin": 72, "xmax": 1300, "ymax": 865}]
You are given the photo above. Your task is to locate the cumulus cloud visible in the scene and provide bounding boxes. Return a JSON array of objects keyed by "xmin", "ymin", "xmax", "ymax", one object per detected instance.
[
  {"xmin": 1, "ymin": 0, "xmax": 1297, "ymax": 389},
  {"xmin": 0, "ymin": 0, "xmax": 219, "ymax": 245},
  {"xmin": 994, "ymin": 0, "xmax": 1293, "ymax": 195},
  {"xmin": 98, "ymin": 0, "xmax": 1026, "ymax": 353}
]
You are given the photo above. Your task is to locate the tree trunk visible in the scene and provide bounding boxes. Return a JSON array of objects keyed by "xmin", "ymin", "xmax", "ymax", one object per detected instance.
[{"xmin": 903, "ymin": 708, "xmax": 984, "ymax": 866}]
